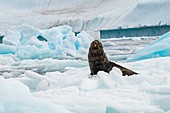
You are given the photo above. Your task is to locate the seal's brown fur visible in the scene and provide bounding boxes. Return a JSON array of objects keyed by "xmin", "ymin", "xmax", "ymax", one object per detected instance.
[{"xmin": 88, "ymin": 40, "xmax": 137, "ymax": 76}]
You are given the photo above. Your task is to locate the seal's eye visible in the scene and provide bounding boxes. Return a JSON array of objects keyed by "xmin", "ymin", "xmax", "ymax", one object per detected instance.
[{"xmin": 98, "ymin": 42, "xmax": 103, "ymax": 48}]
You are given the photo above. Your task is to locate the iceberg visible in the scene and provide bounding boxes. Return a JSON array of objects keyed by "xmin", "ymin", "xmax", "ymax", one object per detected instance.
[
  {"xmin": 0, "ymin": 25, "xmax": 93, "ymax": 59},
  {"xmin": 0, "ymin": 77, "xmax": 71, "ymax": 113},
  {"xmin": 129, "ymin": 31, "xmax": 170, "ymax": 61}
]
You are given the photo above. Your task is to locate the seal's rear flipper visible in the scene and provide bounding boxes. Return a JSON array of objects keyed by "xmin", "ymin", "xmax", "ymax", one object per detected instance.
[{"xmin": 111, "ymin": 62, "xmax": 138, "ymax": 76}]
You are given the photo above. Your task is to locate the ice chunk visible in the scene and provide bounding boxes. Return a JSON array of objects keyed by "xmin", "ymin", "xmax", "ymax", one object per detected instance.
[
  {"xmin": 25, "ymin": 70, "xmax": 58, "ymax": 85},
  {"xmin": 0, "ymin": 44, "xmax": 16, "ymax": 54},
  {"xmin": 106, "ymin": 106, "xmax": 119, "ymax": 113},
  {"xmin": 98, "ymin": 71, "xmax": 117, "ymax": 88},
  {"xmin": 129, "ymin": 31, "xmax": 170, "ymax": 61},
  {"xmin": 1, "ymin": 25, "xmax": 93, "ymax": 59},
  {"xmin": 79, "ymin": 79, "xmax": 99, "ymax": 90},
  {"xmin": 0, "ymin": 55, "xmax": 15, "ymax": 65},
  {"xmin": 14, "ymin": 25, "xmax": 40, "ymax": 45},
  {"xmin": 98, "ymin": 67, "xmax": 129, "ymax": 88},
  {"xmin": 2, "ymin": 72, "xmax": 14, "ymax": 78},
  {"xmin": 36, "ymin": 80, "xmax": 48, "ymax": 91},
  {"xmin": 16, "ymin": 45, "xmax": 54, "ymax": 59},
  {"xmin": 76, "ymin": 31, "xmax": 94, "ymax": 49},
  {"xmin": 3, "ymin": 30, "xmax": 21, "ymax": 46},
  {"xmin": 106, "ymin": 105, "xmax": 162, "ymax": 113},
  {"xmin": 0, "ymin": 76, "xmax": 71, "ymax": 113}
]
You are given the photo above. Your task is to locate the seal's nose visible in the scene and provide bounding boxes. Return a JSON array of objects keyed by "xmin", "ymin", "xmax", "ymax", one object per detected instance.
[
  {"xmin": 93, "ymin": 41, "xmax": 98, "ymax": 47},
  {"xmin": 94, "ymin": 43, "xmax": 97, "ymax": 47}
]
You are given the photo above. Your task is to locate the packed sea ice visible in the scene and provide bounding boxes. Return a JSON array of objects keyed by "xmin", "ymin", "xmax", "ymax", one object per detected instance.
[
  {"xmin": 1, "ymin": 25, "xmax": 93, "ymax": 59},
  {"xmin": 0, "ymin": 25, "xmax": 170, "ymax": 113},
  {"xmin": 0, "ymin": 57, "xmax": 170, "ymax": 113}
]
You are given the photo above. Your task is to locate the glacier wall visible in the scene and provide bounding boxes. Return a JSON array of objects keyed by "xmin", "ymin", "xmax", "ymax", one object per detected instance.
[
  {"xmin": 0, "ymin": 0, "xmax": 170, "ymax": 35},
  {"xmin": 0, "ymin": 0, "xmax": 103, "ymax": 12}
]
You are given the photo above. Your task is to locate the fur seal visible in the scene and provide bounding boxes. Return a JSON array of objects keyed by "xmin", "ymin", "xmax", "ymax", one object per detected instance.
[{"xmin": 88, "ymin": 40, "xmax": 138, "ymax": 76}]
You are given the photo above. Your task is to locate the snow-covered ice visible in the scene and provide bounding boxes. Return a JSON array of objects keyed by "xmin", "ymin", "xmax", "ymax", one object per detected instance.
[
  {"xmin": 1, "ymin": 56, "xmax": 170, "ymax": 113},
  {"xmin": 0, "ymin": 0, "xmax": 170, "ymax": 112},
  {"xmin": 0, "ymin": 25, "xmax": 170, "ymax": 112},
  {"xmin": 0, "ymin": 76, "xmax": 72, "ymax": 113}
]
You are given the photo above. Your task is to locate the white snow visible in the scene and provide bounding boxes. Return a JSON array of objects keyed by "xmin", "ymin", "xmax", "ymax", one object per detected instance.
[
  {"xmin": 0, "ymin": 56, "xmax": 170, "ymax": 113},
  {"xmin": 0, "ymin": 76, "xmax": 72, "ymax": 113},
  {"xmin": 0, "ymin": 0, "xmax": 170, "ymax": 112},
  {"xmin": 0, "ymin": 25, "xmax": 170, "ymax": 112},
  {"xmin": 0, "ymin": 0, "xmax": 170, "ymax": 34}
]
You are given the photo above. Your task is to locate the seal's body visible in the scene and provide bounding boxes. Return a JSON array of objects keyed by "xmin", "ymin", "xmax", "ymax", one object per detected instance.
[{"xmin": 88, "ymin": 40, "xmax": 137, "ymax": 76}]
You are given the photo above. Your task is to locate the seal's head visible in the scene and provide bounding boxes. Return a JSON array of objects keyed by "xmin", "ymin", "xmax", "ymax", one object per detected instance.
[{"xmin": 90, "ymin": 40, "xmax": 103, "ymax": 50}]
